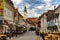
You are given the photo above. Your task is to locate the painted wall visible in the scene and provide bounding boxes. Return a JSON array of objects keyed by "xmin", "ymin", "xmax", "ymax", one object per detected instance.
[
  {"xmin": 40, "ymin": 15, "xmax": 48, "ymax": 33},
  {"xmin": 4, "ymin": 2, "xmax": 14, "ymax": 22},
  {"xmin": 55, "ymin": 7, "xmax": 60, "ymax": 32}
]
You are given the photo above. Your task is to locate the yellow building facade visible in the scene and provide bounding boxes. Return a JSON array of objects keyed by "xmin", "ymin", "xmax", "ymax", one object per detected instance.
[{"xmin": 0, "ymin": 0, "xmax": 4, "ymax": 16}]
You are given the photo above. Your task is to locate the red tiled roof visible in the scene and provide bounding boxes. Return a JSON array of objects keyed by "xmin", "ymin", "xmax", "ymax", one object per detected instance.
[{"xmin": 26, "ymin": 18, "xmax": 38, "ymax": 23}]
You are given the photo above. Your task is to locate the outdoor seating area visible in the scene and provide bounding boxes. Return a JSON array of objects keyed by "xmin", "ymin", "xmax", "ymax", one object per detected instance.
[{"xmin": 45, "ymin": 33, "xmax": 60, "ymax": 40}]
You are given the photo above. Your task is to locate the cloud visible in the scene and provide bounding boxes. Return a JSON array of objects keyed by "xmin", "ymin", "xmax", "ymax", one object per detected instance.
[
  {"xmin": 35, "ymin": 4, "xmax": 54, "ymax": 11},
  {"xmin": 43, "ymin": 0, "xmax": 54, "ymax": 10},
  {"xmin": 34, "ymin": 13, "xmax": 41, "ymax": 17},
  {"xmin": 44, "ymin": 0, "xmax": 51, "ymax": 3},
  {"xmin": 55, "ymin": 3, "xmax": 60, "ymax": 8},
  {"xmin": 35, "ymin": 0, "xmax": 54, "ymax": 11},
  {"xmin": 47, "ymin": 6, "xmax": 54, "ymax": 10},
  {"xmin": 11, "ymin": 0, "xmax": 23, "ymax": 4},
  {"xmin": 11, "ymin": 0, "xmax": 60, "ymax": 18},
  {"xmin": 36, "ymin": 4, "xmax": 44, "ymax": 9},
  {"xmin": 44, "ymin": 5, "xmax": 54, "ymax": 10},
  {"xmin": 25, "ymin": 3, "xmax": 31, "ymax": 9},
  {"xmin": 18, "ymin": 6, "xmax": 24, "ymax": 16},
  {"xmin": 27, "ymin": 8, "xmax": 42, "ymax": 18},
  {"xmin": 27, "ymin": 8, "xmax": 37, "ymax": 17}
]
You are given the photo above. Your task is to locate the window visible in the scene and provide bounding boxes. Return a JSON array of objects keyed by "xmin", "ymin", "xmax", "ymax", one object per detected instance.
[{"xmin": 0, "ymin": 20, "xmax": 3, "ymax": 24}]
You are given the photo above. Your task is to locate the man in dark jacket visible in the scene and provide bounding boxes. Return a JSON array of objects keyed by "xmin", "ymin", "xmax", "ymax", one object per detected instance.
[{"xmin": 40, "ymin": 32, "xmax": 45, "ymax": 40}]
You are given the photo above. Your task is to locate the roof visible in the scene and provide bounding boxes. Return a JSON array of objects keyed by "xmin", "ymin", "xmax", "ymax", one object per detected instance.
[
  {"xmin": 46, "ymin": 10, "xmax": 54, "ymax": 17},
  {"xmin": 18, "ymin": 12, "xmax": 23, "ymax": 18},
  {"xmin": 39, "ymin": 5, "xmax": 60, "ymax": 21},
  {"xmin": 45, "ymin": 5, "xmax": 60, "ymax": 18},
  {"xmin": 39, "ymin": 13, "xmax": 46, "ymax": 20},
  {"xmin": 5, "ymin": 0, "xmax": 13, "ymax": 6},
  {"xmin": 54, "ymin": 5, "xmax": 60, "ymax": 12},
  {"xmin": 26, "ymin": 18, "xmax": 38, "ymax": 23},
  {"xmin": 39, "ymin": 10, "xmax": 54, "ymax": 21}
]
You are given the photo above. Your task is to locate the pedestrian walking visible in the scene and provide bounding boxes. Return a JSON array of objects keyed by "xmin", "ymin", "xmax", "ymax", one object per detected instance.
[
  {"xmin": 9, "ymin": 30, "xmax": 12, "ymax": 39},
  {"xmin": 40, "ymin": 32, "xmax": 45, "ymax": 40},
  {"xmin": 42, "ymin": 34, "xmax": 45, "ymax": 40},
  {"xmin": 15, "ymin": 30, "xmax": 18, "ymax": 37},
  {"xmin": 9, "ymin": 32, "xmax": 12, "ymax": 39}
]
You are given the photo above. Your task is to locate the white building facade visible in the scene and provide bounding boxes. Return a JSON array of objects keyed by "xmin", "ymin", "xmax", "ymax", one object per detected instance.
[
  {"xmin": 40, "ymin": 14, "xmax": 48, "ymax": 33},
  {"xmin": 54, "ymin": 5, "xmax": 60, "ymax": 32}
]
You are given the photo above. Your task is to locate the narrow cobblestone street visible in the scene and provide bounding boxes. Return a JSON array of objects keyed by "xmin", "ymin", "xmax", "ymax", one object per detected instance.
[{"xmin": 8, "ymin": 31, "xmax": 43, "ymax": 40}]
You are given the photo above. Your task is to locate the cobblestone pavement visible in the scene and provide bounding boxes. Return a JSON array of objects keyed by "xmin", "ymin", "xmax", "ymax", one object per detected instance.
[{"xmin": 8, "ymin": 31, "xmax": 43, "ymax": 40}]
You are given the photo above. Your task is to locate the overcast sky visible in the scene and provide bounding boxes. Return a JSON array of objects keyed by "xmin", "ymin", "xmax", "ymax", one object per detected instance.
[{"xmin": 11, "ymin": 0, "xmax": 60, "ymax": 18}]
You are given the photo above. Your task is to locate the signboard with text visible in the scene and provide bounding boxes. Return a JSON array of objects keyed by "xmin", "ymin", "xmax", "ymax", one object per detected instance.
[{"xmin": 0, "ymin": 0, "xmax": 4, "ymax": 16}]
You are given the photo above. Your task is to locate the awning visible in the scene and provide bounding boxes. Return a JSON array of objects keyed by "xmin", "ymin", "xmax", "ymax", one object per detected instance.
[{"xmin": 2, "ymin": 25, "xmax": 8, "ymax": 27}]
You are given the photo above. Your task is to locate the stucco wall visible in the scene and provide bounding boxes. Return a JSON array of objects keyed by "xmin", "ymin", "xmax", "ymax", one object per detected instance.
[
  {"xmin": 4, "ymin": 2, "xmax": 14, "ymax": 22},
  {"xmin": 40, "ymin": 15, "xmax": 48, "ymax": 33},
  {"xmin": 55, "ymin": 7, "xmax": 60, "ymax": 32}
]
